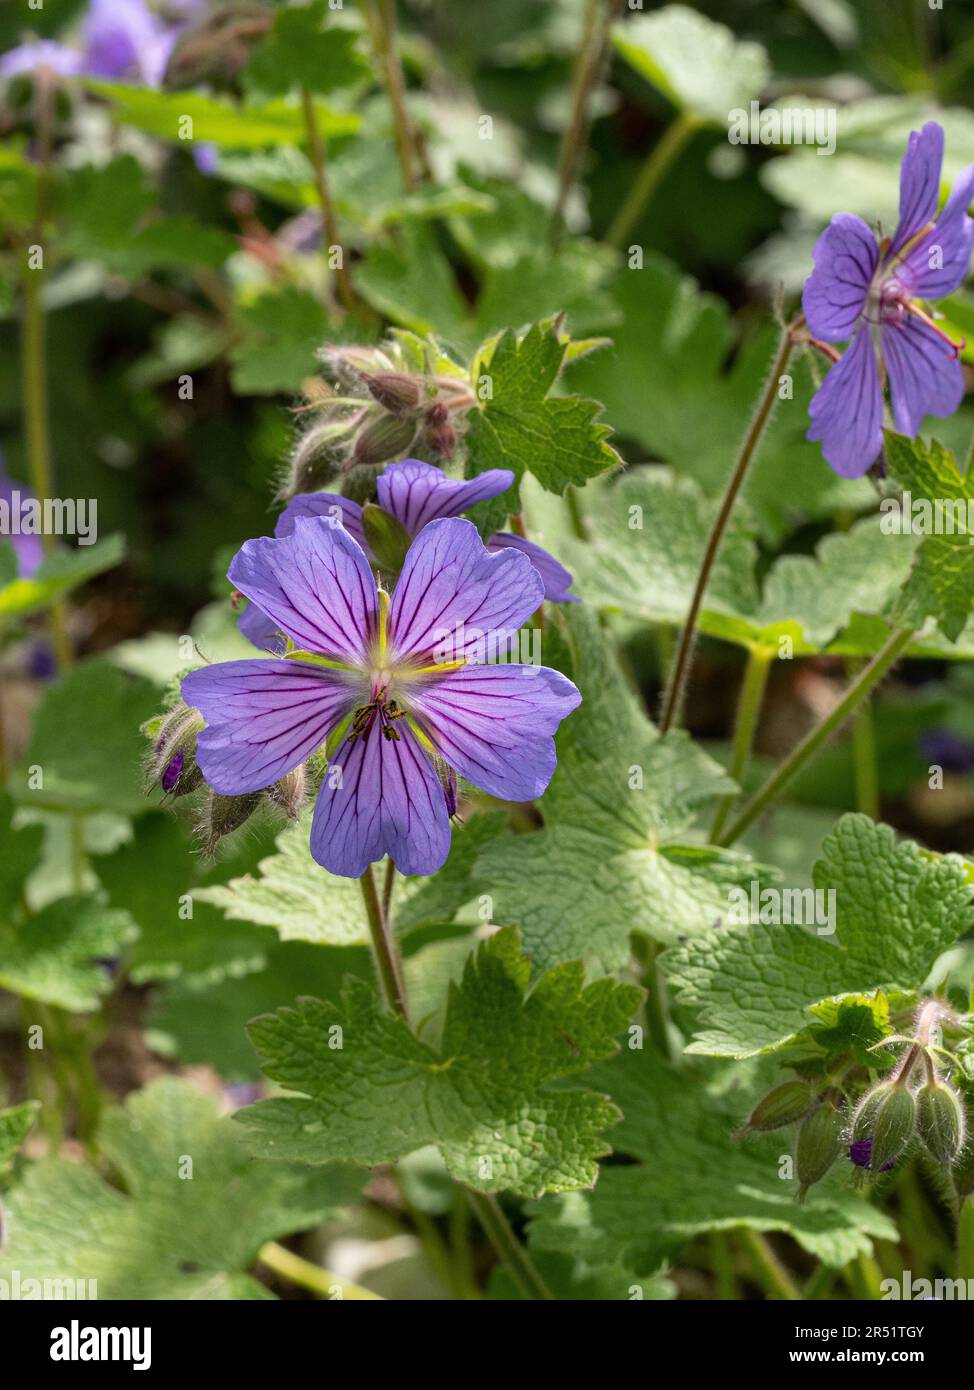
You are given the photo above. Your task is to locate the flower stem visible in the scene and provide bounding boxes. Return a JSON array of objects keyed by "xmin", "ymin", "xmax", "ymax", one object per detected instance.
[
  {"xmin": 658, "ymin": 324, "xmax": 796, "ymax": 734},
  {"xmin": 739, "ymin": 1228, "xmax": 800, "ymax": 1301},
  {"xmin": 605, "ymin": 111, "xmax": 698, "ymax": 250},
  {"xmin": 381, "ymin": 857, "xmax": 396, "ymax": 923},
  {"xmin": 359, "ymin": 864, "xmax": 410, "ymax": 1021},
  {"xmin": 717, "ymin": 627, "xmax": 914, "ymax": 847},
  {"xmin": 300, "ymin": 87, "xmax": 355, "ymax": 313},
  {"xmin": 363, "ymin": 0, "xmax": 423, "ymax": 192},
  {"xmin": 357, "ymin": 862, "xmax": 552, "ymax": 1299},
  {"xmin": 850, "ymin": 666, "xmax": 879, "ymax": 819},
  {"xmin": 258, "ymin": 1241, "xmax": 383, "ymax": 1300},
  {"xmin": 709, "ymin": 647, "xmax": 773, "ymax": 842},
  {"xmin": 463, "ymin": 1190, "xmax": 554, "ymax": 1301},
  {"xmin": 549, "ymin": 0, "xmax": 623, "ymax": 247}
]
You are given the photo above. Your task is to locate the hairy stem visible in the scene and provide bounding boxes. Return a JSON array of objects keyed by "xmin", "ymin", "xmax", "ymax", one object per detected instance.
[
  {"xmin": 258, "ymin": 1241, "xmax": 383, "ymax": 1300},
  {"xmin": 300, "ymin": 87, "xmax": 355, "ymax": 312},
  {"xmin": 363, "ymin": 0, "xmax": 422, "ymax": 191},
  {"xmin": 359, "ymin": 865, "xmax": 410, "ymax": 1021},
  {"xmin": 709, "ymin": 646, "xmax": 772, "ymax": 842},
  {"xmin": 549, "ymin": 0, "xmax": 622, "ymax": 246},
  {"xmin": 463, "ymin": 1190, "xmax": 554, "ymax": 1301},
  {"xmin": 739, "ymin": 1229, "xmax": 800, "ymax": 1301},
  {"xmin": 659, "ymin": 323, "xmax": 797, "ymax": 734},
  {"xmin": 850, "ymin": 666, "xmax": 880, "ymax": 819},
  {"xmin": 717, "ymin": 627, "xmax": 914, "ymax": 847},
  {"xmin": 605, "ymin": 111, "xmax": 698, "ymax": 250}
]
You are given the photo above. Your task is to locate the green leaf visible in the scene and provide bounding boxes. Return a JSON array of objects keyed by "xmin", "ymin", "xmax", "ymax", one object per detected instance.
[
  {"xmin": 19, "ymin": 661, "xmax": 161, "ymax": 815},
  {"xmin": 193, "ymin": 810, "xmax": 373, "ymax": 947},
  {"xmin": 0, "ymin": 1079, "xmax": 362, "ymax": 1299},
  {"xmin": 464, "ymin": 321, "xmax": 620, "ymax": 531},
  {"xmin": 529, "ymin": 1051, "xmax": 897, "ymax": 1271},
  {"xmin": 567, "ymin": 255, "xmax": 871, "ymax": 542},
  {"xmin": 0, "ymin": 535, "xmax": 125, "ymax": 620},
  {"xmin": 0, "ymin": 894, "xmax": 137, "ymax": 1011},
  {"xmin": 612, "ymin": 6, "xmax": 770, "ymax": 124},
  {"xmin": 92, "ymin": 814, "xmax": 274, "ymax": 985},
  {"xmin": 239, "ymin": 926, "xmax": 642, "ymax": 1198},
  {"xmin": 666, "ymin": 815, "xmax": 974, "ymax": 1058},
  {"xmin": 885, "ymin": 431, "xmax": 974, "ymax": 643},
  {"xmin": 476, "ymin": 606, "xmax": 764, "ymax": 974},
  {"xmin": 85, "ymin": 80, "xmax": 359, "ymax": 148},
  {"xmin": 229, "ymin": 287, "xmax": 330, "ymax": 395},
  {"xmin": 0, "ymin": 1101, "xmax": 40, "ymax": 1167},
  {"xmin": 245, "ymin": 0, "xmax": 369, "ymax": 97}
]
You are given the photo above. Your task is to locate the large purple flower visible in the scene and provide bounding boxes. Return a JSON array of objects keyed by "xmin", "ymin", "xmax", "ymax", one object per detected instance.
[
  {"xmin": 238, "ymin": 458, "xmax": 577, "ymax": 655},
  {"xmin": 0, "ymin": 0, "xmax": 198, "ymax": 87},
  {"xmin": 183, "ymin": 516, "xmax": 581, "ymax": 878},
  {"xmin": 803, "ymin": 121, "xmax": 974, "ymax": 478}
]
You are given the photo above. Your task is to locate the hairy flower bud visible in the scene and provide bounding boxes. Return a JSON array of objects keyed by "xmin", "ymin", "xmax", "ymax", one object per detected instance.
[
  {"xmin": 286, "ymin": 418, "xmax": 357, "ymax": 496},
  {"xmin": 854, "ymin": 1082, "xmax": 917, "ymax": 1172},
  {"xmin": 916, "ymin": 1080, "xmax": 966, "ymax": 1164},
  {"xmin": 796, "ymin": 1100, "xmax": 844, "ymax": 1200},
  {"xmin": 420, "ymin": 401, "xmax": 457, "ymax": 461},
  {"xmin": 146, "ymin": 705, "xmax": 204, "ymax": 798},
  {"xmin": 266, "ymin": 766, "xmax": 307, "ymax": 820},
  {"xmin": 362, "ymin": 372, "xmax": 423, "ymax": 414},
  {"xmin": 352, "ymin": 412, "xmax": 419, "ymax": 467},
  {"xmin": 736, "ymin": 1080, "xmax": 814, "ymax": 1137},
  {"xmin": 199, "ymin": 790, "xmax": 262, "ymax": 856},
  {"xmin": 361, "ymin": 502, "xmax": 412, "ymax": 577}
]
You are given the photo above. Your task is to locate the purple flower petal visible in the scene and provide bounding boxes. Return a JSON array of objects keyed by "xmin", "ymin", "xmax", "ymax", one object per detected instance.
[
  {"xmin": 0, "ymin": 461, "xmax": 44, "ymax": 579},
  {"xmin": 310, "ymin": 722, "xmax": 451, "ymax": 877},
  {"xmin": 228, "ymin": 517, "xmax": 377, "ymax": 665},
  {"xmin": 807, "ymin": 325, "xmax": 884, "ymax": 478},
  {"xmin": 237, "ymin": 600, "xmax": 287, "ymax": 655},
  {"xmin": 882, "ymin": 314, "xmax": 965, "ymax": 437},
  {"xmin": 0, "ymin": 41, "xmax": 83, "ymax": 78},
  {"xmin": 377, "ymin": 459, "xmax": 515, "ymax": 534},
  {"xmin": 389, "ymin": 517, "xmax": 543, "ymax": 663},
  {"xmin": 890, "ymin": 122, "xmax": 944, "ymax": 257},
  {"xmin": 276, "ymin": 492, "xmax": 367, "ymax": 551},
  {"xmin": 802, "ymin": 213, "xmax": 878, "ymax": 343},
  {"xmin": 487, "ymin": 531, "xmax": 578, "ymax": 604},
  {"xmin": 83, "ymin": 0, "xmax": 174, "ymax": 86},
  {"xmin": 895, "ymin": 163, "xmax": 974, "ymax": 301},
  {"xmin": 182, "ymin": 658, "xmax": 360, "ymax": 795},
  {"xmin": 411, "ymin": 665, "xmax": 581, "ymax": 802}
]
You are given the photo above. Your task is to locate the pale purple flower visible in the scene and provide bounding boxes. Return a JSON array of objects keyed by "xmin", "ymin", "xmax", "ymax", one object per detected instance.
[
  {"xmin": 239, "ymin": 459, "xmax": 577, "ymax": 654},
  {"xmin": 0, "ymin": 461, "xmax": 44, "ymax": 580},
  {"xmin": 183, "ymin": 516, "xmax": 581, "ymax": 878},
  {"xmin": 0, "ymin": 40, "xmax": 83, "ymax": 79},
  {"xmin": 803, "ymin": 121, "xmax": 974, "ymax": 478},
  {"xmin": 0, "ymin": 0, "xmax": 197, "ymax": 88}
]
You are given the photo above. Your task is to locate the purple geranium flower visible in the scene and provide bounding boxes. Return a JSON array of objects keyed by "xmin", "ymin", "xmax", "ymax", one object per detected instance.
[
  {"xmin": 803, "ymin": 121, "xmax": 974, "ymax": 478},
  {"xmin": 0, "ymin": 460, "xmax": 44, "ymax": 580},
  {"xmin": 848, "ymin": 1136, "xmax": 895, "ymax": 1172},
  {"xmin": 0, "ymin": 0, "xmax": 200, "ymax": 88},
  {"xmin": 238, "ymin": 458, "xmax": 578, "ymax": 655},
  {"xmin": 183, "ymin": 515, "xmax": 581, "ymax": 878}
]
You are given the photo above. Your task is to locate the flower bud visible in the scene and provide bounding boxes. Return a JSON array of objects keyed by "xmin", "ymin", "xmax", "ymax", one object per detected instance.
[
  {"xmin": 736, "ymin": 1080, "xmax": 814, "ymax": 1137},
  {"xmin": 796, "ymin": 1100, "xmax": 844, "ymax": 1200},
  {"xmin": 146, "ymin": 705, "xmax": 204, "ymax": 798},
  {"xmin": 287, "ymin": 418, "xmax": 356, "ymax": 495},
  {"xmin": 199, "ymin": 790, "xmax": 262, "ymax": 856},
  {"xmin": 420, "ymin": 401, "xmax": 457, "ymax": 461},
  {"xmin": 266, "ymin": 766, "xmax": 306, "ymax": 820},
  {"xmin": 362, "ymin": 372, "xmax": 423, "ymax": 414},
  {"xmin": 916, "ymin": 1080, "xmax": 966, "ymax": 1164},
  {"xmin": 361, "ymin": 503, "xmax": 412, "ymax": 577},
  {"xmin": 854, "ymin": 1082, "xmax": 916, "ymax": 1172},
  {"xmin": 352, "ymin": 412, "xmax": 419, "ymax": 467}
]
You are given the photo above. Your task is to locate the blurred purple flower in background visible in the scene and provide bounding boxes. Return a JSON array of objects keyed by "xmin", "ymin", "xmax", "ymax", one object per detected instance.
[
  {"xmin": 803, "ymin": 121, "xmax": 974, "ymax": 479},
  {"xmin": 0, "ymin": 459, "xmax": 43, "ymax": 580},
  {"xmin": 184, "ymin": 516, "xmax": 581, "ymax": 878},
  {"xmin": 0, "ymin": 0, "xmax": 201, "ymax": 87}
]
